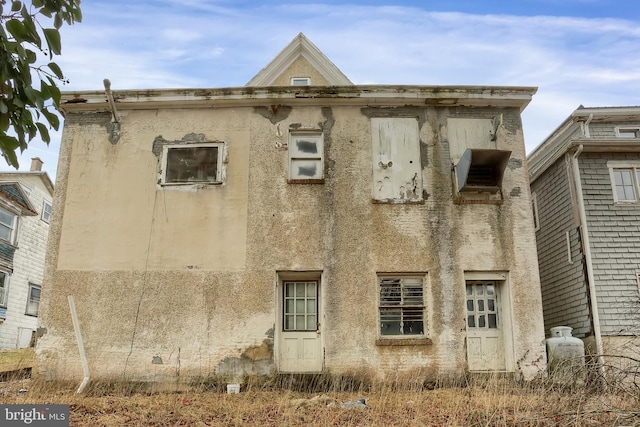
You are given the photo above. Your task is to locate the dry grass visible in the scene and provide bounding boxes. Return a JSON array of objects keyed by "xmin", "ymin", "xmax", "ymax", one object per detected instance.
[
  {"xmin": 0, "ymin": 375, "xmax": 638, "ymax": 426},
  {"xmin": 0, "ymin": 348, "xmax": 34, "ymax": 373}
]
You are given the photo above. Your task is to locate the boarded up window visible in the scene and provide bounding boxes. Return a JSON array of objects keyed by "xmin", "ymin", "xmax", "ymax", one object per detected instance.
[
  {"xmin": 379, "ymin": 276, "xmax": 424, "ymax": 336},
  {"xmin": 371, "ymin": 118, "xmax": 422, "ymax": 202},
  {"xmin": 162, "ymin": 143, "xmax": 224, "ymax": 185},
  {"xmin": 289, "ymin": 132, "xmax": 323, "ymax": 181}
]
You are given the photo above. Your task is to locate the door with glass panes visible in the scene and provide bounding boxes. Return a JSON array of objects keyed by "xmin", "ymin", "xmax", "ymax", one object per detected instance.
[
  {"xmin": 279, "ymin": 281, "xmax": 322, "ymax": 372},
  {"xmin": 465, "ymin": 281, "xmax": 505, "ymax": 371}
]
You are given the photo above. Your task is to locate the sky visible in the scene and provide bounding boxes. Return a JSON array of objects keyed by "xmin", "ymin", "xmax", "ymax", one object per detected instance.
[{"xmin": 6, "ymin": 0, "xmax": 640, "ymax": 179}]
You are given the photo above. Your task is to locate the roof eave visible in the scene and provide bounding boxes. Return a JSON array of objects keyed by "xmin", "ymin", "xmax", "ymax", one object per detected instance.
[{"xmin": 60, "ymin": 85, "xmax": 537, "ymax": 115}]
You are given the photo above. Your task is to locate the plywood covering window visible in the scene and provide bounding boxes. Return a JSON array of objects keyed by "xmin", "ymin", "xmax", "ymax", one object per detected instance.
[
  {"xmin": 162, "ymin": 143, "xmax": 224, "ymax": 185},
  {"xmin": 371, "ymin": 117, "xmax": 422, "ymax": 202},
  {"xmin": 288, "ymin": 132, "xmax": 324, "ymax": 183},
  {"xmin": 379, "ymin": 276, "xmax": 425, "ymax": 336}
]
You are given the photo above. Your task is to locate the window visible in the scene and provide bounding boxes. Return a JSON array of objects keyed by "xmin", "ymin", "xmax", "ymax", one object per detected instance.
[
  {"xmin": 25, "ymin": 284, "xmax": 40, "ymax": 316},
  {"xmin": 288, "ymin": 132, "xmax": 324, "ymax": 182},
  {"xmin": 0, "ymin": 207, "xmax": 16, "ymax": 243},
  {"xmin": 616, "ymin": 126, "xmax": 640, "ymax": 138},
  {"xmin": 161, "ymin": 143, "xmax": 225, "ymax": 185},
  {"xmin": 42, "ymin": 200, "xmax": 52, "ymax": 224},
  {"xmin": 379, "ymin": 276, "xmax": 424, "ymax": 336},
  {"xmin": 283, "ymin": 281, "xmax": 317, "ymax": 331},
  {"xmin": 0, "ymin": 272, "xmax": 9, "ymax": 308},
  {"xmin": 608, "ymin": 161, "xmax": 640, "ymax": 203},
  {"xmin": 291, "ymin": 77, "xmax": 310, "ymax": 86},
  {"xmin": 466, "ymin": 282, "xmax": 499, "ymax": 329},
  {"xmin": 531, "ymin": 192, "xmax": 540, "ymax": 231}
]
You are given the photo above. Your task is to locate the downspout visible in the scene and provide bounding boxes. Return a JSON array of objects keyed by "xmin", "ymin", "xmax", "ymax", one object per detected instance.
[
  {"xmin": 570, "ymin": 144, "xmax": 606, "ymax": 378},
  {"xmin": 582, "ymin": 113, "xmax": 594, "ymax": 138}
]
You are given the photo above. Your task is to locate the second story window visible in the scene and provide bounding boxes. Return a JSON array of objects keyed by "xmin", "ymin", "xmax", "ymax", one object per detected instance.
[
  {"xmin": 288, "ymin": 131, "xmax": 324, "ymax": 183},
  {"xmin": 0, "ymin": 207, "xmax": 17, "ymax": 244},
  {"xmin": 42, "ymin": 200, "xmax": 52, "ymax": 224},
  {"xmin": 608, "ymin": 161, "xmax": 640, "ymax": 203},
  {"xmin": 616, "ymin": 127, "xmax": 640, "ymax": 138},
  {"xmin": 161, "ymin": 143, "xmax": 225, "ymax": 186}
]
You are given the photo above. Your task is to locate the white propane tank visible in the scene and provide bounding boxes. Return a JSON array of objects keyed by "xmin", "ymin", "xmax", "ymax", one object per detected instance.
[{"xmin": 545, "ymin": 326, "xmax": 585, "ymax": 385}]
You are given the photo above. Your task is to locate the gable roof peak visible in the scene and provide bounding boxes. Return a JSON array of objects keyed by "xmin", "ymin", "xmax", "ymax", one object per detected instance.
[{"xmin": 246, "ymin": 33, "xmax": 352, "ymax": 87}]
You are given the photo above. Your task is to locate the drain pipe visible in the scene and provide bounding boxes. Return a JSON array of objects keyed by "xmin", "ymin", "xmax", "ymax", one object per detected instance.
[
  {"xmin": 68, "ymin": 296, "xmax": 91, "ymax": 393},
  {"xmin": 570, "ymin": 145, "xmax": 606, "ymax": 379}
]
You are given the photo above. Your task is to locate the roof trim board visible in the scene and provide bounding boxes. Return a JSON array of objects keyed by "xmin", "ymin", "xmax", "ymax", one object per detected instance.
[{"xmin": 246, "ymin": 33, "xmax": 352, "ymax": 86}]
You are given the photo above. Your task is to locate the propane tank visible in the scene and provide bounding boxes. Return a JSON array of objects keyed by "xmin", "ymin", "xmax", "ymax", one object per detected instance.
[{"xmin": 545, "ymin": 326, "xmax": 585, "ymax": 385}]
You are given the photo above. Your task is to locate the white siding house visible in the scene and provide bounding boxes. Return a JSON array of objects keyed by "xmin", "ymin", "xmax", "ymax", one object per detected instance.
[{"xmin": 0, "ymin": 159, "xmax": 54, "ymax": 349}]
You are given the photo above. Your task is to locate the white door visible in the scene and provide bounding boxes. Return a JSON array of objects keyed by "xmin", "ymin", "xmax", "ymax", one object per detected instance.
[
  {"xmin": 465, "ymin": 281, "xmax": 505, "ymax": 371},
  {"xmin": 279, "ymin": 281, "xmax": 322, "ymax": 372}
]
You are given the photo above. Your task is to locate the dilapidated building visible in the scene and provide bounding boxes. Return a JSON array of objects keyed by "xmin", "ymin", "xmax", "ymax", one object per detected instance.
[
  {"xmin": 528, "ymin": 105, "xmax": 640, "ymax": 371},
  {"xmin": 0, "ymin": 159, "xmax": 54, "ymax": 349},
  {"xmin": 36, "ymin": 34, "xmax": 546, "ymax": 383}
]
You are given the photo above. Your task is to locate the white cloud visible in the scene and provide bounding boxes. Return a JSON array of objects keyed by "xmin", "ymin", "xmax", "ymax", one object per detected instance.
[{"xmin": 5, "ymin": 2, "xmax": 640, "ymax": 177}]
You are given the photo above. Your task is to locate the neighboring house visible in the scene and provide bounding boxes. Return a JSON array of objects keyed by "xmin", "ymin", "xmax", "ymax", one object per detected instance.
[
  {"xmin": 0, "ymin": 158, "xmax": 54, "ymax": 349},
  {"xmin": 528, "ymin": 105, "xmax": 640, "ymax": 368},
  {"xmin": 36, "ymin": 33, "xmax": 546, "ymax": 383}
]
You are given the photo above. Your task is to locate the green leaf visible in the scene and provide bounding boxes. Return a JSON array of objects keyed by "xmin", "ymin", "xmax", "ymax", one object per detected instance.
[
  {"xmin": 0, "ymin": 134, "xmax": 20, "ymax": 168},
  {"xmin": 36, "ymin": 122, "xmax": 50, "ymax": 143},
  {"xmin": 48, "ymin": 62, "xmax": 64, "ymax": 79},
  {"xmin": 11, "ymin": 1, "xmax": 22, "ymax": 12},
  {"xmin": 6, "ymin": 19, "xmax": 27, "ymax": 42},
  {"xmin": 25, "ymin": 49, "xmax": 37, "ymax": 64},
  {"xmin": 43, "ymin": 28, "xmax": 61, "ymax": 56},
  {"xmin": 42, "ymin": 108, "xmax": 60, "ymax": 130},
  {"xmin": 53, "ymin": 14, "xmax": 62, "ymax": 29},
  {"xmin": 32, "ymin": 0, "xmax": 43, "ymax": 7},
  {"xmin": 0, "ymin": 100, "xmax": 7, "ymax": 114}
]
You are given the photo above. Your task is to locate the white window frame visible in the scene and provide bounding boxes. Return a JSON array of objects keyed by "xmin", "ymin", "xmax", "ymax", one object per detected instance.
[
  {"xmin": 615, "ymin": 126, "xmax": 640, "ymax": 138},
  {"xmin": 160, "ymin": 142, "xmax": 226, "ymax": 186},
  {"xmin": 608, "ymin": 161, "xmax": 640, "ymax": 203},
  {"xmin": 531, "ymin": 192, "xmax": 540, "ymax": 231},
  {"xmin": 0, "ymin": 271, "xmax": 10, "ymax": 308},
  {"xmin": 25, "ymin": 283, "xmax": 41, "ymax": 316},
  {"xmin": 0, "ymin": 206, "xmax": 17, "ymax": 244},
  {"xmin": 42, "ymin": 200, "xmax": 52, "ymax": 224},
  {"xmin": 378, "ymin": 274, "xmax": 426, "ymax": 338},
  {"xmin": 291, "ymin": 77, "xmax": 311, "ymax": 86},
  {"xmin": 288, "ymin": 131, "xmax": 324, "ymax": 182}
]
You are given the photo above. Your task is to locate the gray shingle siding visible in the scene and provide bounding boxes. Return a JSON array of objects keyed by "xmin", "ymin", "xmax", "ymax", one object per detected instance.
[
  {"xmin": 579, "ymin": 152, "xmax": 640, "ymax": 336},
  {"xmin": 532, "ymin": 157, "xmax": 591, "ymax": 337}
]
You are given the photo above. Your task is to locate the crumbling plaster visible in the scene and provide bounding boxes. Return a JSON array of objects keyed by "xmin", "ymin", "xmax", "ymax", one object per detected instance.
[{"xmin": 36, "ymin": 95, "xmax": 545, "ymax": 382}]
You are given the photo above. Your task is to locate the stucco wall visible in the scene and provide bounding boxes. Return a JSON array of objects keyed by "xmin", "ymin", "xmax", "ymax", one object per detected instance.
[{"xmin": 36, "ymin": 101, "xmax": 546, "ymax": 382}]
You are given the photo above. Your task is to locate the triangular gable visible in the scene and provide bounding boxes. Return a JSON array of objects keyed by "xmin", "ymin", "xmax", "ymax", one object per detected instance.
[
  {"xmin": 0, "ymin": 182, "xmax": 37, "ymax": 215},
  {"xmin": 246, "ymin": 33, "xmax": 352, "ymax": 86}
]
